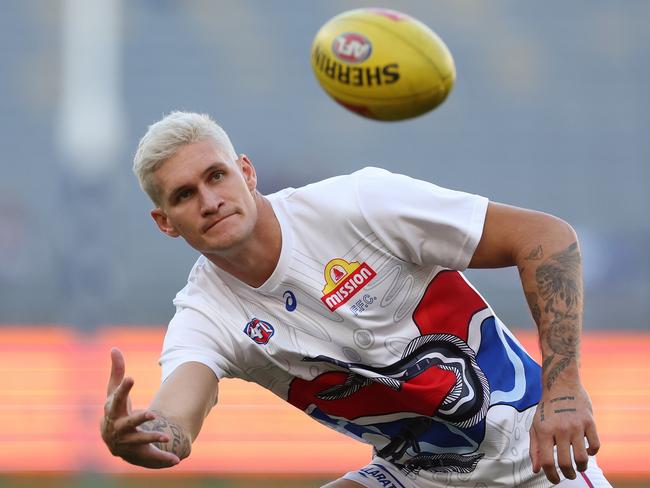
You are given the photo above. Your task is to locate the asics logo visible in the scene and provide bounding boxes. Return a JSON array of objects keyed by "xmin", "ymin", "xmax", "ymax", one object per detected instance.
[{"xmin": 284, "ymin": 290, "xmax": 297, "ymax": 312}]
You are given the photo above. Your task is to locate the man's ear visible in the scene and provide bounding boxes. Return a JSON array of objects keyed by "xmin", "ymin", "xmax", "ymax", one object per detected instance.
[
  {"xmin": 151, "ymin": 208, "xmax": 180, "ymax": 238},
  {"xmin": 238, "ymin": 154, "xmax": 257, "ymax": 192}
]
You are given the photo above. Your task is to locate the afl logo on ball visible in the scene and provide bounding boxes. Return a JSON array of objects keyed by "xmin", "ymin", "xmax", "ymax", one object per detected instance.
[
  {"xmin": 332, "ymin": 33, "xmax": 372, "ymax": 63},
  {"xmin": 244, "ymin": 318, "xmax": 275, "ymax": 345}
]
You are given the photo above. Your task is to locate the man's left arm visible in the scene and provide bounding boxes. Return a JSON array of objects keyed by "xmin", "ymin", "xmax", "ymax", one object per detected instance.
[{"xmin": 469, "ymin": 202, "xmax": 600, "ymax": 485}]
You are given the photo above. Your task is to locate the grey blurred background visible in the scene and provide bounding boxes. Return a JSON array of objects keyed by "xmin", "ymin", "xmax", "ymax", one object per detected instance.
[{"xmin": 0, "ymin": 0, "xmax": 648, "ymax": 331}]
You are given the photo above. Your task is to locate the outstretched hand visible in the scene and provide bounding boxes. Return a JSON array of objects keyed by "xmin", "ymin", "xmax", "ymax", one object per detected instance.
[
  {"xmin": 100, "ymin": 348, "xmax": 180, "ymax": 468},
  {"xmin": 529, "ymin": 383, "xmax": 600, "ymax": 484}
]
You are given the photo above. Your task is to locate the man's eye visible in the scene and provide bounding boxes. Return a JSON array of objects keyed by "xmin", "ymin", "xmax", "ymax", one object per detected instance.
[
  {"xmin": 178, "ymin": 189, "xmax": 192, "ymax": 201},
  {"xmin": 211, "ymin": 171, "xmax": 224, "ymax": 181}
]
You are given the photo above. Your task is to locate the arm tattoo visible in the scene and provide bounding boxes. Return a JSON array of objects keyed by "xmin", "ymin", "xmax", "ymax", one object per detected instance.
[
  {"xmin": 525, "ymin": 244, "xmax": 544, "ymax": 260},
  {"xmin": 525, "ymin": 292, "xmax": 542, "ymax": 325},
  {"xmin": 545, "ymin": 355, "xmax": 572, "ymax": 390},
  {"xmin": 140, "ymin": 411, "xmax": 191, "ymax": 459},
  {"xmin": 533, "ymin": 242, "xmax": 582, "ymax": 389}
]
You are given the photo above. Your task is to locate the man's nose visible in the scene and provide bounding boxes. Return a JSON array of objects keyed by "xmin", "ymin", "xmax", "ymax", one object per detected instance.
[{"xmin": 198, "ymin": 186, "xmax": 223, "ymax": 215}]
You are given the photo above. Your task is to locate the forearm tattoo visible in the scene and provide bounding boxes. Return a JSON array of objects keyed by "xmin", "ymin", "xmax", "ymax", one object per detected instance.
[
  {"xmin": 525, "ymin": 292, "xmax": 542, "ymax": 324},
  {"xmin": 526, "ymin": 242, "xmax": 582, "ymax": 390},
  {"xmin": 140, "ymin": 411, "xmax": 191, "ymax": 459}
]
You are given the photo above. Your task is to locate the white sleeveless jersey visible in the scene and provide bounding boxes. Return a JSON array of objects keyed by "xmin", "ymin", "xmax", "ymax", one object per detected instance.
[{"xmin": 161, "ymin": 167, "xmax": 544, "ymax": 486}]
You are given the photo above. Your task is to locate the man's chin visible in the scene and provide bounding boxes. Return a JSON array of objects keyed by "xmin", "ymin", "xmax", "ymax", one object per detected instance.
[{"xmin": 197, "ymin": 236, "xmax": 244, "ymax": 255}]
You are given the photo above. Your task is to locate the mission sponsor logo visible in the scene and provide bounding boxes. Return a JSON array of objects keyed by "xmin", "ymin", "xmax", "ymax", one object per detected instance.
[{"xmin": 321, "ymin": 258, "xmax": 376, "ymax": 312}]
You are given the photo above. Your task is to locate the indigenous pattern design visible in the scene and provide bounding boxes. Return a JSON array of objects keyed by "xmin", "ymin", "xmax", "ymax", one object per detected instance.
[{"xmin": 288, "ymin": 270, "xmax": 541, "ymax": 475}]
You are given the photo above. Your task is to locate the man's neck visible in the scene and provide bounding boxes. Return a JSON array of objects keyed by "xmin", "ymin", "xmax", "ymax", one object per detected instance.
[{"xmin": 204, "ymin": 195, "xmax": 282, "ymax": 288}]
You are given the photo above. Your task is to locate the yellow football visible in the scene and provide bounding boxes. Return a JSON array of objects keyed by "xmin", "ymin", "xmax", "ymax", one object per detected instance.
[{"xmin": 311, "ymin": 8, "xmax": 456, "ymax": 121}]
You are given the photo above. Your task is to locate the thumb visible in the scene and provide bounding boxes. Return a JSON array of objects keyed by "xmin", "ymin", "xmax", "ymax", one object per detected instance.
[{"xmin": 107, "ymin": 347, "xmax": 126, "ymax": 396}]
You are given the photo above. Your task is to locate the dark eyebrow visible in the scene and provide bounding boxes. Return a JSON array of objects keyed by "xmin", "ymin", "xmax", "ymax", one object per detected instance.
[
  {"xmin": 202, "ymin": 162, "xmax": 228, "ymax": 176},
  {"xmin": 166, "ymin": 163, "xmax": 228, "ymax": 204}
]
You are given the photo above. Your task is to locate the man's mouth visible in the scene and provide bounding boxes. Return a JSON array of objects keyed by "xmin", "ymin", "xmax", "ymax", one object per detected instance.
[{"xmin": 202, "ymin": 214, "xmax": 232, "ymax": 233}]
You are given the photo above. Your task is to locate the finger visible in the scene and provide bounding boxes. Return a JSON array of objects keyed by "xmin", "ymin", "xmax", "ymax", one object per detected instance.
[
  {"xmin": 116, "ymin": 430, "xmax": 170, "ymax": 447},
  {"xmin": 538, "ymin": 434, "xmax": 560, "ymax": 484},
  {"xmin": 108, "ymin": 377, "xmax": 134, "ymax": 419},
  {"xmin": 585, "ymin": 422, "xmax": 601, "ymax": 456},
  {"xmin": 123, "ymin": 444, "xmax": 181, "ymax": 469},
  {"xmin": 529, "ymin": 427, "xmax": 540, "ymax": 473},
  {"xmin": 572, "ymin": 435, "xmax": 589, "ymax": 473},
  {"xmin": 147, "ymin": 444, "xmax": 181, "ymax": 468},
  {"xmin": 556, "ymin": 436, "xmax": 576, "ymax": 480},
  {"xmin": 107, "ymin": 348, "xmax": 126, "ymax": 395},
  {"xmin": 113, "ymin": 410, "xmax": 156, "ymax": 435}
]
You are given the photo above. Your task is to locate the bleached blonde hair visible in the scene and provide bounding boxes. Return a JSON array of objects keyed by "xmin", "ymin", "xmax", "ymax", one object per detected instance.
[{"xmin": 133, "ymin": 111, "xmax": 237, "ymax": 205}]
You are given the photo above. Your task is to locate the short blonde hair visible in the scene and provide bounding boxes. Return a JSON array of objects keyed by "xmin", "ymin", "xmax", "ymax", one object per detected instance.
[{"xmin": 133, "ymin": 111, "xmax": 237, "ymax": 204}]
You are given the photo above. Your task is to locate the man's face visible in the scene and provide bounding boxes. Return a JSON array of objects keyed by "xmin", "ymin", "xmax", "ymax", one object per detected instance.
[{"xmin": 150, "ymin": 138, "xmax": 259, "ymax": 255}]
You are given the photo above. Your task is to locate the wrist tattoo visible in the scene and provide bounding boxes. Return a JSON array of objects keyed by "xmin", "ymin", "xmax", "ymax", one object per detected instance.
[
  {"xmin": 140, "ymin": 411, "xmax": 191, "ymax": 459},
  {"xmin": 540, "ymin": 401, "xmax": 545, "ymax": 422},
  {"xmin": 545, "ymin": 356, "xmax": 573, "ymax": 390}
]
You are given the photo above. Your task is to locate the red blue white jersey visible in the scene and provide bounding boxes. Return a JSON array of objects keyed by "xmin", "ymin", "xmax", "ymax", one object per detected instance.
[{"xmin": 161, "ymin": 167, "xmax": 543, "ymax": 485}]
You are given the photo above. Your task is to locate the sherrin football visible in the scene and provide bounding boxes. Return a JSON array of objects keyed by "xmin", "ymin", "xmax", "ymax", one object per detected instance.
[{"xmin": 311, "ymin": 8, "xmax": 456, "ymax": 121}]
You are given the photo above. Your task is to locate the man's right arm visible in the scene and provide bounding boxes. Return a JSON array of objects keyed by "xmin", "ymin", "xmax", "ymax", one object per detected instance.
[{"xmin": 101, "ymin": 349, "xmax": 219, "ymax": 468}]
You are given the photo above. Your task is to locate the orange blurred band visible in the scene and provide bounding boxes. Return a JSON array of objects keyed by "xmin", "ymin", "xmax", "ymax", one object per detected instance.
[{"xmin": 0, "ymin": 326, "xmax": 648, "ymax": 476}]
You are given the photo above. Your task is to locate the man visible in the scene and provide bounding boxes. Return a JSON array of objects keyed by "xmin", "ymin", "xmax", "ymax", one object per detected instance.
[{"xmin": 101, "ymin": 111, "xmax": 611, "ymax": 487}]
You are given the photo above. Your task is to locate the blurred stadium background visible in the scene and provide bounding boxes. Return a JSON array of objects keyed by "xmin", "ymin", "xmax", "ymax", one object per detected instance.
[{"xmin": 0, "ymin": 0, "xmax": 648, "ymax": 486}]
